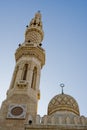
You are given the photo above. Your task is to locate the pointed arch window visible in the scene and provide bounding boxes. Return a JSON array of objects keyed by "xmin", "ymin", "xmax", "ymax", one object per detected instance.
[
  {"xmin": 31, "ymin": 67, "xmax": 37, "ymax": 90},
  {"xmin": 22, "ymin": 64, "xmax": 28, "ymax": 80}
]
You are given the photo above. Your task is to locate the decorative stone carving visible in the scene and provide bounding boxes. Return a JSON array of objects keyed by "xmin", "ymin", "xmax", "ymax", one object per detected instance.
[
  {"xmin": 51, "ymin": 116, "xmax": 55, "ymax": 124},
  {"xmin": 58, "ymin": 116, "xmax": 63, "ymax": 124},
  {"xmin": 17, "ymin": 80, "xmax": 28, "ymax": 89},
  {"xmin": 43, "ymin": 115, "xmax": 48, "ymax": 125},
  {"xmin": 7, "ymin": 104, "xmax": 26, "ymax": 119},
  {"xmin": 25, "ymin": 12, "xmax": 44, "ymax": 45},
  {"xmin": 80, "ymin": 116, "xmax": 86, "ymax": 125},
  {"xmin": 36, "ymin": 115, "xmax": 41, "ymax": 124},
  {"xmin": 66, "ymin": 116, "xmax": 70, "ymax": 124},
  {"xmin": 74, "ymin": 116, "xmax": 79, "ymax": 125}
]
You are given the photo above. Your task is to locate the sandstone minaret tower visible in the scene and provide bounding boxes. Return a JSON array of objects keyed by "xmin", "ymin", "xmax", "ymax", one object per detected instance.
[{"xmin": 0, "ymin": 11, "xmax": 45, "ymax": 130}]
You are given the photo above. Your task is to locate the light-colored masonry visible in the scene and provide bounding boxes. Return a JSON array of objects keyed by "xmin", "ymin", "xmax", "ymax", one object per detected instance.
[{"xmin": 0, "ymin": 12, "xmax": 87, "ymax": 130}]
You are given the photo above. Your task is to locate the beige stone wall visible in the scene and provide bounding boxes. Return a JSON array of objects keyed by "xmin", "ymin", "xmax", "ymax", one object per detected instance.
[
  {"xmin": 0, "ymin": 12, "xmax": 45, "ymax": 129},
  {"xmin": 25, "ymin": 124, "xmax": 87, "ymax": 130}
]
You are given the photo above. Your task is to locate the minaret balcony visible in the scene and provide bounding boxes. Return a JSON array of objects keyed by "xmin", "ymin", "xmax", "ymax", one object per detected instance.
[{"xmin": 15, "ymin": 44, "xmax": 45, "ymax": 68}]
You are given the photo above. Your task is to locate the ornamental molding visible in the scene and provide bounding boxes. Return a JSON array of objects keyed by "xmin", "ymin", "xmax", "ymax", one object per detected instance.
[
  {"xmin": 7, "ymin": 104, "xmax": 26, "ymax": 119},
  {"xmin": 15, "ymin": 45, "xmax": 45, "ymax": 67},
  {"xmin": 17, "ymin": 80, "xmax": 28, "ymax": 89}
]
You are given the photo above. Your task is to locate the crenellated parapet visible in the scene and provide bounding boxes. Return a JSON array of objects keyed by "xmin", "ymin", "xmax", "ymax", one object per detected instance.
[{"xmin": 41, "ymin": 113, "xmax": 87, "ymax": 126}]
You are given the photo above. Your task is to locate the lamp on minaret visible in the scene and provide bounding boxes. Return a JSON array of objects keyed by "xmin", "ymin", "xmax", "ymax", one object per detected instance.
[{"xmin": 25, "ymin": 11, "xmax": 44, "ymax": 46}]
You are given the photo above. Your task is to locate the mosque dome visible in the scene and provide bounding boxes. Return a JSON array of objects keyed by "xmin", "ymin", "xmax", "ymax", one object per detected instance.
[{"xmin": 48, "ymin": 93, "xmax": 80, "ymax": 116}]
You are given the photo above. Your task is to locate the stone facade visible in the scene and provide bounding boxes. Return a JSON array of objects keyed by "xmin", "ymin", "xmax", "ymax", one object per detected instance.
[
  {"xmin": 0, "ymin": 12, "xmax": 87, "ymax": 130},
  {"xmin": 25, "ymin": 125, "xmax": 87, "ymax": 130},
  {"xmin": 0, "ymin": 12, "xmax": 45, "ymax": 130}
]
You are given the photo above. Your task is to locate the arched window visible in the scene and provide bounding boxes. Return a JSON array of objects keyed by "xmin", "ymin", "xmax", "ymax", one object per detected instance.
[
  {"xmin": 31, "ymin": 67, "xmax": 37, "ymax": 90},
  {"xmin": 22, "ymin": 64, "xmax": 28, "ymax": 80}
]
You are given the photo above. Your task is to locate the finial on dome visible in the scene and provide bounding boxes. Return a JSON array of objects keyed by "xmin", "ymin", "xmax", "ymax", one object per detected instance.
[{"xmin": 60, "ymin": 83, "xmax": 65, "ymax": 94}]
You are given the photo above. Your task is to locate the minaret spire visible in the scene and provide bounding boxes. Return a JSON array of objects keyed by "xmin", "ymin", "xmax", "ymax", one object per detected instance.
[{"xmin": 25, "ymin": 11, "xmax": 44, "ymax": 45}]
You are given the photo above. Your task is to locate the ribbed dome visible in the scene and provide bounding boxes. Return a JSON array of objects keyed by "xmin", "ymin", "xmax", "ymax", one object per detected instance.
[{"xmin": 48, "ymin": 94, "xmax": 80, "ymax": 116}]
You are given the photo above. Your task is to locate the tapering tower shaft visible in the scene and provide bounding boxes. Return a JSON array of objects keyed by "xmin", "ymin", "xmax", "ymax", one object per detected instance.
[{"xmin": 0, "ymin": 12, "xmax": 45, "ymax": 129}]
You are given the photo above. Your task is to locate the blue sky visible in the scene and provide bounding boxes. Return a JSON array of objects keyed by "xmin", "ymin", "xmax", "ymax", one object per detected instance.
[{"xmin": 0, "ymin": 0, "xmax": 87, "ymax": 117}]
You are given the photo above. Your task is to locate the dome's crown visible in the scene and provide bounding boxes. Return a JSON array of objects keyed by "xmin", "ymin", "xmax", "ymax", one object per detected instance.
[{"xmin": 48, "ymin": 94, "xmax": 80, "ymax": 116}]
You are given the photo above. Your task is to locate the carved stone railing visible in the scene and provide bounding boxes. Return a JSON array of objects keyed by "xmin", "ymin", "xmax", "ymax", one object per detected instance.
[{"xmin": 17, "ymin": 80, "xmax": 28, "ymax": 89}]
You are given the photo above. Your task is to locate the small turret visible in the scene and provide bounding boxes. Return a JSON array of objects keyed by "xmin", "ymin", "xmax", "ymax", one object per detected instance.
[{"xmin": 25, "ymin": 11, "xmax": 44, "ymax": 45}]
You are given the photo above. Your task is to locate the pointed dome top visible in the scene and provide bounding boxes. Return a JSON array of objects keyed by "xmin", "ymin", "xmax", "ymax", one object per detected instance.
[
  {"xmin": 35, "ymin": 10, "xmax": 41, "ymax": 18},
  {"xmin": 29, "ymin": 11, "xmax": 42, "ymax": 29},
  {"xmin": 35, "ymin": 11, "xmax": 41, "ymax": 19},
  {"xmin": 25, "ymin": 11, "xmax": 44, "ymax": 45}
]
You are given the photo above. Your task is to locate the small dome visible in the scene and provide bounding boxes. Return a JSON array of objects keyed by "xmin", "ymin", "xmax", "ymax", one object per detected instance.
[{"xmin": 48, "ymin": 94, "xmax": 80, "ymax": 116}]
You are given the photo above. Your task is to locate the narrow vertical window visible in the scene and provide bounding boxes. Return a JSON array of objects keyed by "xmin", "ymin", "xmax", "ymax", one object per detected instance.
[
  {"xmin": 31, "ymin": 67, "xmax": 37, "ymax": 90},
  {"xmin": 11, "ymin": 66, "xmax": 19, "ymax": 88},
  {"xmin": 22, "ymin": 64, "xmax": 28, "ymax": 80}
]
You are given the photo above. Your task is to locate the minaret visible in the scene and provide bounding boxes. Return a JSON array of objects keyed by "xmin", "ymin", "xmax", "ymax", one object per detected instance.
[{"xmin": 0, "ymin": 12, "xmax": 45, "ymax": 129}]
